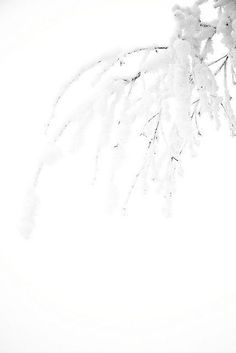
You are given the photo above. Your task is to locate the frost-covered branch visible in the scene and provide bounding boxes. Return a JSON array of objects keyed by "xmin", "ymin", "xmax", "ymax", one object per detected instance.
[{"xmin": 21, "ymin": 0, "xmax": 236, "ymax": 237}]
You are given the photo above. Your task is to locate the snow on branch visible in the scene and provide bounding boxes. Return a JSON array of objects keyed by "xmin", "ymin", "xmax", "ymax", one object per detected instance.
[{"xmin": 21, "ymin": 0, "xmax": 236, "ymax": 237}]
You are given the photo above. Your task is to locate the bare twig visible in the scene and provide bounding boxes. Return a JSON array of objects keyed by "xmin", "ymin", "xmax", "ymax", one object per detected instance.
[
  {"xmin": 208, "ymin": 53, "xmax": 228, "ymax": 67},
  {"xmin": 214, "ymin": 56, "xmax": 228, "ymax": 76}
]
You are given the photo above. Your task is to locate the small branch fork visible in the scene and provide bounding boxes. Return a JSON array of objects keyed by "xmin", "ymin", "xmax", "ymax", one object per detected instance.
[
  {"xmin": 123, "ymin": 110, "xmax": 161, "ymax": 213},
  {"xmin": 140, "ymin": 112, "xmax": 160, "ymax": 138},
  {"xmin": 208, "ymin": 53, "xmax": 228, "ymax": 67},
  {"xmin": 214, "ymin": 55, "xmax": 229, "ymax": 76}
]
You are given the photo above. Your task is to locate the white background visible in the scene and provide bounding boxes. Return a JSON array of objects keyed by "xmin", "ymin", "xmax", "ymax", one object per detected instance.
[{"xmin": 1, "ymin": 0, "xmax": 236, "ymax": 352}]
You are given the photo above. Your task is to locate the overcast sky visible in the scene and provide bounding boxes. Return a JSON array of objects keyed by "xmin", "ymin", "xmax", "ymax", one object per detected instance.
[{"xmin": 1, "ymin": 1, "xmax": 236, "ymax": 352}]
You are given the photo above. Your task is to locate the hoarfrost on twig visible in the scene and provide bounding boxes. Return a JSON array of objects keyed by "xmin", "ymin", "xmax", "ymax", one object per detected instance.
[{"xmin": 22, "ymin": 0, "xmax": 236, "ymax": 235}]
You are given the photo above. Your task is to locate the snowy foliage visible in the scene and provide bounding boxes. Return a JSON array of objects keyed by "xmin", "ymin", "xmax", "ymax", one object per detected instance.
[{"xmin": 21, "ymin": 0, "xmax": 236, "ymax": 236}]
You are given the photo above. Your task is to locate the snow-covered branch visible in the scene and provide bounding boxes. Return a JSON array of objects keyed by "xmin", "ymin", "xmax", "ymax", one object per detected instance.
[{"xmin": 21, "ymin": 0, "xmax": 236, "ymax": 237}]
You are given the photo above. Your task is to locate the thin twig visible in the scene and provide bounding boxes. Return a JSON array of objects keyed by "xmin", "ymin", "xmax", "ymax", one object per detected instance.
[
  {"xmin": 208, "ymin": 53, "xmax": 228, "ymax": 67},
  {"xmin": 45, "ymin": 46, "xmax": 168, "ymax": 134},
  {"xmin": 214, "ymin": 56, "xmax": 228, "ymax": 76}
]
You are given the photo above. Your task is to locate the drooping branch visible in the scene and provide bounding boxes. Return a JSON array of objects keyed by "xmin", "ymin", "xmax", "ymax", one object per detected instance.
[
  {"xmin": 45, "ymin": 46, "xmax": 168, "ymax": 135},
  {"xmin": 20, "ymin": 0, "xmax": 236, "ymax": 237}
]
